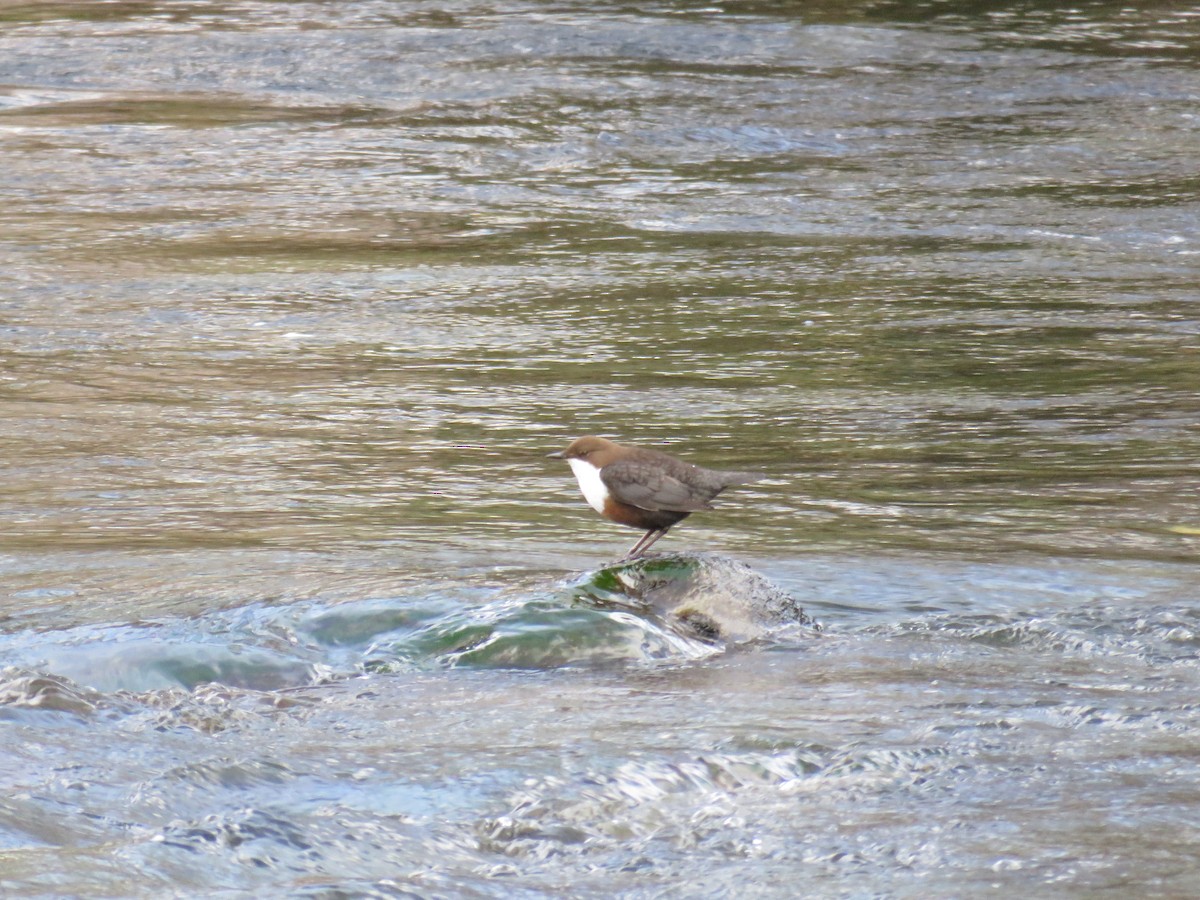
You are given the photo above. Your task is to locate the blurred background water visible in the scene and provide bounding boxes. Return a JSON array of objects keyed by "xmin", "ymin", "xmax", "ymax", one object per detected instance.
[{"xmin": 1, "ymin": 1, "xmax": 1198, "ymax": 896}]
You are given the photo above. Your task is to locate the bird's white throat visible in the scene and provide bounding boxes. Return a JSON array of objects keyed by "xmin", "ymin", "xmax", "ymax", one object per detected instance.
[{"xmin": 567, "ymin": 458, "xmax": 610, "ymax": 515}]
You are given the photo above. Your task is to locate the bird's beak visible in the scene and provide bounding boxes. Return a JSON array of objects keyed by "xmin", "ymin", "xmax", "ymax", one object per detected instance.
[{"xmin": 546, "ymin": 450, "xmax": 565, "ymax": 459}]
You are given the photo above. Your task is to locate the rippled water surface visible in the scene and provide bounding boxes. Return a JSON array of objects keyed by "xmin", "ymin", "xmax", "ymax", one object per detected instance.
[{"xmin": 2, "ymin": 1, "xmax": 1199, "ymax": 896}]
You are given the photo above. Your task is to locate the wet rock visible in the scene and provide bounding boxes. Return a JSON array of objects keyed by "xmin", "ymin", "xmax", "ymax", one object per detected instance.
[
  {"xmin": 0, "ymin": 668, "xmax": 103, "ymax": 716},
  {"xmin": 580, "ymin": 553, "xmax": 819, "ymax": 645}
]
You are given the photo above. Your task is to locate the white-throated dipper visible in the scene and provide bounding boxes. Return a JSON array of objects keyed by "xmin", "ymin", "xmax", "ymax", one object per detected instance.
[{"xmin": 547, "ymin": 436, "xmax": 765, "ymax": 559}]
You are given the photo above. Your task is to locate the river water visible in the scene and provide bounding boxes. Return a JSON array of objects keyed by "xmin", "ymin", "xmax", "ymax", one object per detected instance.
[{"xmin": 2, "ymin": 1, "xmax": 1199, "ymax": 897}]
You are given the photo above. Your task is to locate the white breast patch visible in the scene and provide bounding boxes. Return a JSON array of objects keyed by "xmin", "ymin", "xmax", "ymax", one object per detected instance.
[{"xmin": 567, "ymin": 458, "xmax": 610, "ymax": 515}]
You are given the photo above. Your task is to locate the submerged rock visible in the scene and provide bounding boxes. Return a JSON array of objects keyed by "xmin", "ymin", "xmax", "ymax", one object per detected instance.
[
  {"xmin": 575, "ymin": 552, "xmax": 818, "ymax": 645},
  {"xmin": 367, "ymin": 553, "xmax": 817, "ymax": 670},
  {"xmin": 0, "ymin": 668, "xmax": 104, "ymax": 716},
  {"xmin": 0, "ymin": 558, "xmax": 816, "ymax": 691}
]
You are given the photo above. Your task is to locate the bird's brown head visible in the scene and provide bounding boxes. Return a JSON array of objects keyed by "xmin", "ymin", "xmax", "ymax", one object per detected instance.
[{"xmin": 546, "ymin": 435, "xmax": 625, "ymax": 467}]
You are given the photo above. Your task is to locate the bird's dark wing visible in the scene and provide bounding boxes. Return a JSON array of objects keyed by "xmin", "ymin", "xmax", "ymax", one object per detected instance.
[{"xmin": 600, "ymin": 460, "xmax": 715, "ymax": 512}]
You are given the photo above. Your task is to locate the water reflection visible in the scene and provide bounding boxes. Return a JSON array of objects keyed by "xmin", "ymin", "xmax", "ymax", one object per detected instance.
[{"xmin": 2, "ymin": 0, "xmax": 1199, "ymax": 895}]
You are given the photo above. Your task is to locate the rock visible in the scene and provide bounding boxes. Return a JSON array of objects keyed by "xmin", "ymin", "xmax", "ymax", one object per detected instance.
[{"xmin": 580, "ymin": 552, "xmax": 818, "ymax": 645}]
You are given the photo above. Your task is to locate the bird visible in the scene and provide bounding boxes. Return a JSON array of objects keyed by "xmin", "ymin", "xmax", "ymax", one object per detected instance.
[{"xmin": 546, "ymin": 436, "xmax": 765, "ymax": 560}]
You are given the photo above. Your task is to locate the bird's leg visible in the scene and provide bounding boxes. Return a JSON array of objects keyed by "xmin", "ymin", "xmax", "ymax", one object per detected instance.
[
  {"xmin": 620, "ymin": 529, "xmax": 658, "ymax": 560},
  {"xmin": 635, "ymin": 527, "xmax": 670, "ymax": 556},
  {"xmin": 621, "ymin": 527, "xmax": 670, "ymax": 561}
]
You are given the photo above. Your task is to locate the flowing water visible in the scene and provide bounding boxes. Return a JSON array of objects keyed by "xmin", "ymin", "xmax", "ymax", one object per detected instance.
[{"xmin": 2, "ymin": 1, "xmax": 1199, "ymax": 896}]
